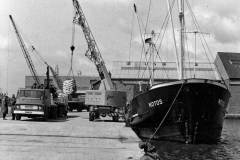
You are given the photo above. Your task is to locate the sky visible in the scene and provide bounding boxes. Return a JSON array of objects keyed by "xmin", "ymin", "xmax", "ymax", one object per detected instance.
[{"xmin": 1, "ymin": 0, "xmax": 240, "ymax": 95}]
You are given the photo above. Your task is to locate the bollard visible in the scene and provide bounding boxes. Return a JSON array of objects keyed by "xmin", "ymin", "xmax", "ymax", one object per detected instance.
[{"xmin": 139, "ymin": 142, "xmax": 161, "ymax": 160}]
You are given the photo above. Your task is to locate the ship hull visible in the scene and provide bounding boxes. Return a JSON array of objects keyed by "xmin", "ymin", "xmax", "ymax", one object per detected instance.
[{"xmin": 128, "ymin": 79, "xmax": 230, "ymax": 144}]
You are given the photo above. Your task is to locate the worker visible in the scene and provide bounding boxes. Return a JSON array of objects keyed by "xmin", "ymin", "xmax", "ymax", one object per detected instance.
[
  {"xmin": 124, "ymin": 103, "xmax": 130, "ymax": 127},
  {"xmin": 1, "ymin": 95, "xmax": 8, "ymax": 120},
  {"xmin": 11, "ymin": 94, "xmax": 16, "ymax": 120}
]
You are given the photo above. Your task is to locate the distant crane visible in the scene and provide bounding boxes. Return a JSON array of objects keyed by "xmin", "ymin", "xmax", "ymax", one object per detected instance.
[
  {"xmin": 71, "ymin": 0, "xmax": 126, "ymax": 122},
  {"xmin": 9, "ymin": 15, "xmax": 41, "ymax": 86},
  {"xmin": 72, "ymin": 0, "xmax": 114, "ymax": 90}
]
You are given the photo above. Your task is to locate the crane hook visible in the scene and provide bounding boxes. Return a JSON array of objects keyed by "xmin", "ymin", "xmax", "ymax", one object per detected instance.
[{"xmin": 70, "ymin": 45, "xmax": 75, "ymax": 53}]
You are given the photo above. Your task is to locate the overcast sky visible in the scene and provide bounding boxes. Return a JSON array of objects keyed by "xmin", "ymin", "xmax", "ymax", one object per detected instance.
[{"xmin": 1, "ymin": 0, "xmax": 240, "ymax": 95}]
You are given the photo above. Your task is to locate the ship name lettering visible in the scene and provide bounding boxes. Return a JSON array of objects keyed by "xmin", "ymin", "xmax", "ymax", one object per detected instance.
[{"xmin": 149, "ymin": 99, "xmax": 163, "ymax": 108}]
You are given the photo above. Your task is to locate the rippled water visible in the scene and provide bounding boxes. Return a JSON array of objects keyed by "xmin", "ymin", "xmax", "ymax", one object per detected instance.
[{"xmin": 149, "ymin": 119, "xmax": 240, "ymax": 160}]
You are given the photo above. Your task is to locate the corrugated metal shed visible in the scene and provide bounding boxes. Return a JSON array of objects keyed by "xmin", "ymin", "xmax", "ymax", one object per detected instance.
[
  {"xmin": 215, "ymin": 52, "xmax": 240, "ymax": 115},
  {"xmin": 215, "ymin": 52, "xmax": 240, "ymax": 80}
]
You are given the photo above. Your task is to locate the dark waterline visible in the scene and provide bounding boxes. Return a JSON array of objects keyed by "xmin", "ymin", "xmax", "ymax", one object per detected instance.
[{"xmin": 150, "ymin": 119, "xmax": 240, "ymax": 160}]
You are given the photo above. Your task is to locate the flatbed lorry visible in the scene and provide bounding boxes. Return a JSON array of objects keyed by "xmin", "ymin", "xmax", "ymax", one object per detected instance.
[
  {"xmin": 85, "ymin": 90, "xmax": 126, "ymax": 122},
  {"xmin": 68, "ymin": 90, "xmax": 88, "ymax": 112},
  {"xmin": 14, "ymin": 88, "xmax": 67, "ymax": 120}
]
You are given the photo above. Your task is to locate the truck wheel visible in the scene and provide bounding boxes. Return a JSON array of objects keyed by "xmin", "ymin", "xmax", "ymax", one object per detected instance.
[
  {"xmin": 44, "ymin": 110, "xmax": 49, "ymax": 121},
  {"xmin": 95, "ymin": 112, "xmax": 100, "ymax": 119},
  {"xmin": 89, "ymin": 112, "xmax": 95, "ymax": 121},
  {"xmin": 125, "ymin": 119, "xmax": 130, "ymax": 127},
  {"xmin": 16, "ymin": 115, "xmax": 21, "ymax": 120},
  {"xmin": 53, "ymin": 107, "xmax": 58, "ymax": 119},
  {"xmin": 113, "ymin": 114, "xmax": 119, "ymax": 122}
]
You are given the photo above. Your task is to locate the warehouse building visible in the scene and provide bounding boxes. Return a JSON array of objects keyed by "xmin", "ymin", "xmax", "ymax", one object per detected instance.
[
  {"xmin": 215, "ymin": 52, "xmax": 240, "ymax": 114},
  {"xmin": 25, "ymin": 75, "xmax": 99, "ymax": 91},
  {"xmin": 25, "ymin": 54, "xmax": 240, "ymax": 114},
  {"xmin": 25, "ymin": 60, "xmax": 216, "ymax": 102}
]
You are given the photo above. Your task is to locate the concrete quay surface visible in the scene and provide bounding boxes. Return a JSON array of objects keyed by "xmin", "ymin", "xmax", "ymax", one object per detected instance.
[{"xmin": 0, "ymin": 112, "xmax": 142, "ymax": 160}]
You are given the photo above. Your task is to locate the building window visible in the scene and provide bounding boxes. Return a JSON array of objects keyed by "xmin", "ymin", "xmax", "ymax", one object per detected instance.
[{"xmin": 230, "ymin": 59, "xmax": 240, "ymax": 66}]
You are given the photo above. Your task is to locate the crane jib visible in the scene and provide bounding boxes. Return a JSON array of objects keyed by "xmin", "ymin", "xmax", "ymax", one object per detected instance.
[
  {"xmin": 72, "ymin": 0, "xmax": 114, "ymax": 90},
  {"xmin": 9, "ymin": 15, "xmax": 41, "ymax": 86}
]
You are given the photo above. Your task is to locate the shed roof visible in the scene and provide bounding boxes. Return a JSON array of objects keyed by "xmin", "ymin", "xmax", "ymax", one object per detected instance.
[{"xmin": 216, "ymin": 52, "xmax": 240, "ymax": 80}]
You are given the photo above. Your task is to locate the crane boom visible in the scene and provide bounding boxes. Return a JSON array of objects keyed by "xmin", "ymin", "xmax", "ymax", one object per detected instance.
[
  {"xmin": 9, "ymin": 15, "xmax": 41, "ymax": 86},
  {"xmin": 49, "ymin": 65, "xmax": 62, "ymax": 91},
  {"xmin": 31, "ymin": 46, "xmax": 62, "ymax": 91},
  {"xmin": 72, "ymin": 0, "xmax": 114, "ymax": 90}
]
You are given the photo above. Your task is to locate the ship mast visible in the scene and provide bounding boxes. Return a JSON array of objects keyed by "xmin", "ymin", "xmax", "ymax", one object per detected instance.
[
  {"xmin": 150, "ymin": 35, "xmax": 155, "ymax": 86},
  {"xmin": 145, "ymin": 31, "xmax": 155, "ymax": 86},
  {"xmin": 178, "ymin": 0, "xmax": 185, "ymax": 79}
]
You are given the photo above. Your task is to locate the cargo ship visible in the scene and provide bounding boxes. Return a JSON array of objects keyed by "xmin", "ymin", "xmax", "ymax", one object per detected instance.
[{"xmin": 128, "ymin": 0, "xmax": 231, "ymax": 144}]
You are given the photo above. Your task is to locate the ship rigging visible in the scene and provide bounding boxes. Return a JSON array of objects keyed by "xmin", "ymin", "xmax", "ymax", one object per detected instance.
[{"xmin": 128, "ymin": 0, "xmax": 231, "ymax": 145}]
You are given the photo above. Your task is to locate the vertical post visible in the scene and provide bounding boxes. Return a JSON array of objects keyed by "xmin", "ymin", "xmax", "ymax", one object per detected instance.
[
  {"xmin": 151, "ymin": 31, "xmax": 155, "ymax": 86},
  {"xmin": 46, "ymin": 66, "xmax": 50, "ymax": 89},
  {"xmin": 146, "ymin": 31, "xmax": 155, "ymax": 86},
  {"xmin": 178, "ymin": 0, "xmax": 185, "ymax": 79},
  {"xmin": 149, "ymin": 42, "xmax": 154, "ymax": 86},
  {"xmin": 194, "ymin": 31, "xmax": 197, "ymax": 78},
  {"xmin": 151, "ymin": 44, "xmax": 154, "ymax": 85}
]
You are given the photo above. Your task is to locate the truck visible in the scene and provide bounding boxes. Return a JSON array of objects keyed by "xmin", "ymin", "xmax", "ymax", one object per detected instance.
[
  {"xmin": 14, "ymin": 88, "xmax": 67, "ymax": 120},
  {"xmin": 68, "ymin": 90, "xmax": 87, "ymax": 112},
  {"xmin": 72, "ymin": 0, "xmax": 127, "ymax": 122}
]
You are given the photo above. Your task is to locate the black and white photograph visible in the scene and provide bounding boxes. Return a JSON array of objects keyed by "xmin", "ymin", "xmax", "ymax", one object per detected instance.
[{"xmin": 0, "ymin": 0, "xmax": 240, "ymax": 159}]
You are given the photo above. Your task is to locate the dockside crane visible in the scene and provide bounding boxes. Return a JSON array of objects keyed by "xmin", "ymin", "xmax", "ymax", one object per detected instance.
[
  {"xmin": 31, "ymin": 46, "xmax": 69, "ymax": 112},
  {"xmin": 9, "ymin": 15, "xmax": 67, "ymax": 120},
  {"xmin": 9, "ymin": 15, "xmax": 41, "ymax": 87},
  {"xmin": 72, "ymin": 0, "xmax": 126, "ymax": 121},
  {"xmin": 72, "ymin": 0, "xmax": 113, "ymax": 90}
]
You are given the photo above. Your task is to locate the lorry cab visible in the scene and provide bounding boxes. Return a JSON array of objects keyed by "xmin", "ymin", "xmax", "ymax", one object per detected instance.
[{"xmin": 14, "ymin": 88, "xmax": 51, "ymax": 120}]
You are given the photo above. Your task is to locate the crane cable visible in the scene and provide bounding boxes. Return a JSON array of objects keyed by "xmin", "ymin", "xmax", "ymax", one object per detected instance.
[
  {"xmin": 68, "ymin": 21, "xmax": 76, "ymax": 79},
  {"xmin": 31, "ymin": 46, "xmax": 47, "ymax": 66},
  {"xmin": 128, "ymin": 7, "xmax": 135, "ymax": 63},
  {"xmin": 64, "ymin": 19, "xmax": 77, "ymax": 93}
]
